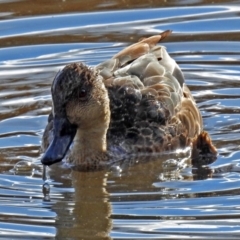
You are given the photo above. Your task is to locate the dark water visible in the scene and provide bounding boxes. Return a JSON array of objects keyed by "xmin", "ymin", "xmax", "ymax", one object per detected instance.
[{"xmin": 0, "ymin": 0, "xmax": 240, "ymax": 239}]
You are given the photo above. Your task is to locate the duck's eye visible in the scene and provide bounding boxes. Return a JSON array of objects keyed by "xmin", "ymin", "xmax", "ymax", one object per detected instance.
[{"xmin": 78, "ymin": 88, "xmax": 88, "ymax": 100}]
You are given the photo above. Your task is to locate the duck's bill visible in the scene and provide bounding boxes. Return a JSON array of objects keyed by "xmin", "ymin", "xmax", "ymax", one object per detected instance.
[{"xmin": 41, "ymin": 117, "xmax": 77, "ymax": 166}]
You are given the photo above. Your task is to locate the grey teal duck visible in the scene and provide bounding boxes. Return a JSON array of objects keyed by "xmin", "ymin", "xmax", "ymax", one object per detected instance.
[{"xmin": 41, "ymin": 30, "xmax": 217, "ymax": 170}]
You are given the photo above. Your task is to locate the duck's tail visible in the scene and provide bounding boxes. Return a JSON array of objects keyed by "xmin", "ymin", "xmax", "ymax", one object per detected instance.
[{"xmin": 191, "ymin": 131, "xmax": 217, "ymax": 166}]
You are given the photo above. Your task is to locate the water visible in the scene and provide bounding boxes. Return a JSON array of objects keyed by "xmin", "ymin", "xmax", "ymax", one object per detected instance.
[{"xmin": 0, "ymin": 0, "xmax": 240, "ymax": 239}]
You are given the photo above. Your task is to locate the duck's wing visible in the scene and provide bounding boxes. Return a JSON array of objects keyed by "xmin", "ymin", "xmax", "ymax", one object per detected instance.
[
  {"xmin": 98, "ymin": 31, "xmax": 201, "ymax": 136},
  {"xmin": 97, "ymin": 30, "xmax": 185, "ymax": 85},
  {"xmin": 97, "ymin": 31, "xmax": 216, "ymax": 163},
  {"xmin": 113, "ymin": 30, "xmax": 172, "ymax": 66}
]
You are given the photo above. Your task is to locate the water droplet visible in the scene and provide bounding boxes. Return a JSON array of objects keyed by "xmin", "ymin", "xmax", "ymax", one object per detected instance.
[
  {"xmin": 13, "ymin": 161, "xmax": 32, "ymax": 173},
  {"xmin": 43, "ymin": 182, "xmax": 51, "ymax": 201}
]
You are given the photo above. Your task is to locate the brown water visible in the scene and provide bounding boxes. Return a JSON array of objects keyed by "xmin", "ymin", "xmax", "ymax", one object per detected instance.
[{"xmin": 0, "ymin": 0, "xmax": 240, "ymax": 239}]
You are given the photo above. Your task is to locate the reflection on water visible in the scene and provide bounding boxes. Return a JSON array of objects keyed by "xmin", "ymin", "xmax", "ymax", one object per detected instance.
[
  {"xmin": 45, "ymin": 168, "xmax": 112, "ymax": 239},
  {"xmin": 0, "ymin": 0, "xmax": 240, "ymax": 239}
]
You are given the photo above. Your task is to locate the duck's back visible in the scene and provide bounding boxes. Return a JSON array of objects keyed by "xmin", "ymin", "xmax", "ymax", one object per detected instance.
[{"xmin": 96, "ymin": 31, "xmax": 203, "ymax": 154}]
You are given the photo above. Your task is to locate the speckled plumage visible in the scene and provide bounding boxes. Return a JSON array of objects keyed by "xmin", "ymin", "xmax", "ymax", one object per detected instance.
[{"xmin": 41, "ymin": 30, "xmax": 217, "ymax": 169}]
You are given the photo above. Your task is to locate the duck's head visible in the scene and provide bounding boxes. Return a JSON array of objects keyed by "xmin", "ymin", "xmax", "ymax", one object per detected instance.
[{"xmin": 41, "ymin": 63, "xmax": 110, "ymax": 166}]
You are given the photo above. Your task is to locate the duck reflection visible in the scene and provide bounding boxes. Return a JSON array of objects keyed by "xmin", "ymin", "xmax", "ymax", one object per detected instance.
[
  {"xmin": 44, "ymin": 167, "xmax": 112, "ymax": 239},
  {"xmin": 42, "ymin": 153, "xmax": 216, "ymax": 239}
]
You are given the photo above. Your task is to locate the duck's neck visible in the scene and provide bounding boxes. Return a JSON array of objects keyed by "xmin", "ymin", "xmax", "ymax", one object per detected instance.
[{"xmin": 68, "ymin": 123, "xmax": 109, "ymax": 166}]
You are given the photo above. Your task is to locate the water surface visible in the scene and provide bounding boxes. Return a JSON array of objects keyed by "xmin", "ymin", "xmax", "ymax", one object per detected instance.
[{"xmin": 0, "ymin": 0, "xmax": 240, "ymax": 239}]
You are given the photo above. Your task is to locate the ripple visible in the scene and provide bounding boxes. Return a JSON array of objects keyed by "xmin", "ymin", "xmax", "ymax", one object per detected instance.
[{"xmin": 1, "ymin": 0, "xmax": 240, "ymax": 239}]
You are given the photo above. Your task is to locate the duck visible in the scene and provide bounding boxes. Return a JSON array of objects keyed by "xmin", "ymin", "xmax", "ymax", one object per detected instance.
[{"xmin": 41, "ymin": 30, "xmax": 217, "ymax": 170}]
